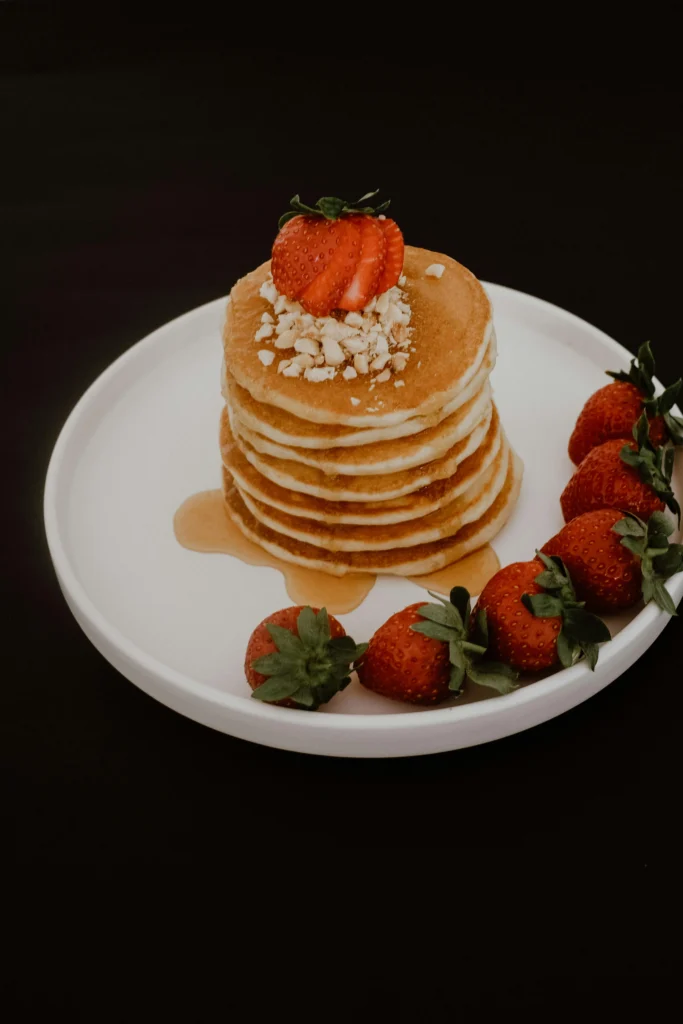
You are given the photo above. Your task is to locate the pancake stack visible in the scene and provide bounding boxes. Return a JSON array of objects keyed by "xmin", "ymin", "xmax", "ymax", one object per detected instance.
[{"xmin": 220, "ymin": 246, "xmax": 523, "ymax": 577}]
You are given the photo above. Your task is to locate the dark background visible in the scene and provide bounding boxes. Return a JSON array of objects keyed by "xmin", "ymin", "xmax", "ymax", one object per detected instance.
[{"xmin": 3, "ymin": 7, "xmax": 681, "ymax": 1013}]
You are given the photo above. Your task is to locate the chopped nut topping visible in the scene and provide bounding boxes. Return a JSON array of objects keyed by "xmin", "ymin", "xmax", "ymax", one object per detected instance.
[
  {"xmin": 255, "ymin": 323, "xmax": 274, "ymax": 342},
  {"xmin": 274, "ymin": 329, "xmax": 298, "ymax": 349},
  {"xmin": 257, "ymin": 349, "xmax": 275, "ymax": 367},
  {"xmin": 282, "ymin": 362, "xmax": 302, "ymax": 378},
  {"xmin": 350, "ymin": 397, "xmax": 361, "ymax": 406},
  {"xmin": 304, "ymin": 366, "xmax": 336, "ymax": 383},
  {"xmin": 256, "ymin": 272, "xmax": 414, "ymax": 384},
  {"xmin": 375, "ymin": 369, "xmax": 392, "ymax": 383},
  {"xmin": 394, "ymin": 379, "xmax": 405, "ymax": 388},
  {"xmin": 425, "ymin": 263, "xmax": 445, "ymax": 278}
]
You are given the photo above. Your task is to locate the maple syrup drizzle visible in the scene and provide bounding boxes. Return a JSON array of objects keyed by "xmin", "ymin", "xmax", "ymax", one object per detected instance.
[
  {"xmin": 173, "ymin": 490, "xmax": 375, "ymax": 614},
  {"xmin": 174, "ymin": 490, "xmax": 499, "ymax": 614}
]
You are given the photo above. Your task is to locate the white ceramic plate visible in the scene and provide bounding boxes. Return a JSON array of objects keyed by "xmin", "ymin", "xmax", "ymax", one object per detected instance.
[{"xmin": 44, "ymin": 284, "xmax": 682, "ymax": 757}]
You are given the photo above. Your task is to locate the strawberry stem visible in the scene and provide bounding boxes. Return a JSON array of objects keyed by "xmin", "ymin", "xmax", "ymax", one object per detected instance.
[
  {"xmin": 410, "ymin": 589, "xmax": 518, "ymax": 696},
  {"xmin": 278, "ymin": 191, "xmax": 392, "ymax": 229},
  {"xmin": 620, "ymin": 414, "xmax": 681, "ymax": 522},
  {"xmin": 607, "ymin": 341, "xmax": 683, "ymax": 445},
  {"xmin": 522, "ymin": 552, "xmax": 612, "ymax": 671}
]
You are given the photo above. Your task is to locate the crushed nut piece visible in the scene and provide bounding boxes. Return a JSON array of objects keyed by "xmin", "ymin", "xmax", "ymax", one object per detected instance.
[
  {"xmin": 304, "ymin": 366, "xmax": 336, "ymax": 383},
  {"xmin": 274, "ymin": 328, "xmax": 299, "ymax": 349},
  {"xmin": 350, "ymin": 397, "xmax": 361, "ymax": 406},
  {"xmin": 294, "ymin": 337, "xmax": 320, "ymax": 357},
  {"xmin": 394, "ymin": 379, "xmax": 405, "ymax": 388},
  {"xmin": 256, "ymin": 272, "xmax": 414, "ymax": 384},
  {"xmin": 375, "ymin": 369, "xmax": 392, "ymax": 383},
  {"xmin": 425, "ymin": 263, "xmax": 445, "ymax": 278},
  {"xmin": 257, "ymin": 349, "xmax": 275, "ymax": 367},
  {"xmin": 282, "ymin": 362, "xmax": 302, "ymax": 378},
  {"xmin": 255, "ymin": 323, "xmax": 274, "ymax": 342}
]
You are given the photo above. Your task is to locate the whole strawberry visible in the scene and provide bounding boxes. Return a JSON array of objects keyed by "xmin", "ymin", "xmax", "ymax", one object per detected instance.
[
  {"xmin": 246, "ymin": 606, "xmax": 366, "ymax": 710},
  {"xmin": 568, "ymin": 342, "xmax": 681, "ymax": 465},
  {"xmin": 473, "ymin": 555, "xmax": 611, "ymax": 672},
  {"xmin": 271, "ymin": 191, "xmax": 404, "ymax": 317},
  {"xmin": 561, "ymin": 414, "xmax": 680, "ymax": 524},
  {"xmin": 543, "ymin": 509, "xmax": 683, "ymax": 615},
  {"xmin": 357, "ymin": 588, "xmax": 518, "ymax": 705}
]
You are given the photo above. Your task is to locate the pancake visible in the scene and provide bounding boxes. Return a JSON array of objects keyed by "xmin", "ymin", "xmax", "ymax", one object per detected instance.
[
  {"xmin": 222, "ymin": 406, "xmax": 503, "ymax": 525},
  {"xmin": 222, "ymin": 449, "xmax": 523, "ymax": 577},
  {"xmin": 235, "ymin": 436, "xmax": 510, "ymax": 552},
  {"xmin": 222, "ymin": 404, "xmax": 495, "ymax": 503},
  {"xmin": 230, "ymin": 381, "xmax": 491, "ymax": 476},
  {"xmin": 222, "ymin": 334, "xmax": 496, "ymax": 450},
  {"xmin": 224, "ymin": 245, "xmax": 492, "ymax": 428}
]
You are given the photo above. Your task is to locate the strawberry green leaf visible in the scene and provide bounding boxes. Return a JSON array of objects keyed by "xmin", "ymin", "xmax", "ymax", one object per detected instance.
[
  {"xmin": 353, "ymin": 190, "xmax": 380, "ymax": 204},
  {"xmin": 471, "ymin": 608, "xmax": 489, "ymax": 649},
  {"xmin": 652, "ymin": 544, "xmax": 683, "ymax": 577},
  {"xmin": 637, "ymin": 341, "xmax": 656, "ymax": 382},
  {"xmin": 641, "ymin": 574, "xmax": 656, "ymax": 604},
  {"xmin": 620, "ymin": 535, "xmax": 646, "ymax": 557},
  {"xmin": 581, "ymin": 642, "xmax": 600, "ymax": 672},
  {"xmin": 651, "ymin": 580, "xmax": 678, "ymax": 616},
  {"xmin": 449, "ymin": 662, "xmax": 465, "ymax": 694},
  {"xmin": 316, "ymin": 608, "xmax": 331, "ymax": 642},
  {"xmin": 607, "ymin": 342, "xmax": 656, "ymax": 397},
  {"xmin": 266, "ymin": 623, "xmax": 306, "ymax": 656},
  {"xmin": 562, "ymin": 607, "xmax": 612, "ymax": 645},
  {"xmin": 252, "ymin": 675, "xmax": 301, "ymax": 702},
  {"xmin": 411, "ymin": 621, "xmax": 459, "ymax": 644},
  {"xmin": 417, "ymin": 600, "xmax": 462, "ymax": 631},
  {"xmin": 278, "ymin": 191, "xmax": 393, "ymax": 228},
  {"xmin": 535, "ymin": 570, "xmax": 567, "ymax": 588},
  {"xmin": 296, "ymin": 606, "xmax": 321, "ymax": 647},
  {"xmin": 466, "ymin": 660, "xmax": 518, "ymax": 694},
  {"xmin": 461, "ymin": 640, "xmax": 487, "ymax": 656},
  {"xmin": 290, "ymin": 687, "xmax": 316, "ymax": 708},
  {"xmin": 316, "ymin": 196, "xmax": 347, "ymax": 220},
  {"xmin": 522, "ymin": 593, "xmax": 564, "ymax": 618},
  {"xmin": 612, "ymin": 513, "xmax": 647, "ymax": 538},
  {"xmin": 250, "ymin": 651, "xmax": 299, "ymax": 676},
  {"xmin": 648, "ymin": 511, "xmax": 675, "ymax": 539},
  {"xmin": 654, "ymin": 379, "xmax": 682, "ymax": 415},
  {"xmin": 557, "ymin": 630, "xmax": 580, "ymax": 669},
  {"xmin": 449, "ymin": 586, "xmax": 472, "ymax": 627},
  {"xmin": 664, "ymin": 411, "xmax": 683, "ymax": 446}
]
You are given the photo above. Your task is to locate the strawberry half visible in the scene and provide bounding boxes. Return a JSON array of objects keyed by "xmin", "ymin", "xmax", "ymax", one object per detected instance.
[
  {"xmin": 337, "ymin": 215, "xmax": 386, "ymax": 311},
  {"xmin": 375, "ymin": 218, "xmax": 405, "ymax": 294},
  {"xmin": 272, "ymin": 215, "xmax": 351, "ymax": 301},
  {"xmin": 271, "ymin": 191, "xmax": 400, "ymax": 317}
]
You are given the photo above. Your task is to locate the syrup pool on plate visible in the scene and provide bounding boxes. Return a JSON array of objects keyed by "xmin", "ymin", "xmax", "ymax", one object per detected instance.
[{"xmin": 174, "ymin": 491, "xmax": 499, "ymax": 613}]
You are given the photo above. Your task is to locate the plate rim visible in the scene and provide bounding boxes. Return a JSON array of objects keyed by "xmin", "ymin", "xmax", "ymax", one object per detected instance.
[{"xmin": 44, "ymin": 283, "xmax": 683, "ymax": 737}]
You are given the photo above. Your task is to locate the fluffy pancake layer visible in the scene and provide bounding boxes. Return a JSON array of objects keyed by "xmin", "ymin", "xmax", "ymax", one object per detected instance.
[
  {"xmin": 218, "ymin": 246, "xmax": 522, "ymax": 576},
  {"xmin": 224, "ymin": 246, "xmax": 492, "ymax": 427},
  {"xmin": 222, "ymin": 450, "xmax": 523, "ymax": 577}
]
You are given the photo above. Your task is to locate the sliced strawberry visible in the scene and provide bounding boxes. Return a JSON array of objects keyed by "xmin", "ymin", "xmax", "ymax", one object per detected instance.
[
  {"xmin": 299, "ymin": 219, "xmax": 362, "ymax": 316},
  {"xmin": 337, "ymin": 215, "xmax": 386, "ymax": 311},
  {"xmin": 375, "ymin": 218, "xmax": 404, "ymax": 293},
  {"xmin": 271, "ymin": 215, "xmax": 349, "ymax": 300}
]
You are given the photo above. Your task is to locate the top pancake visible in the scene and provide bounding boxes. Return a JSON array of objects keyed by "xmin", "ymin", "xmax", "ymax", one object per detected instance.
[{"xmin": 224, "ymin": 245, "xmax": 492, "ymax": 428}]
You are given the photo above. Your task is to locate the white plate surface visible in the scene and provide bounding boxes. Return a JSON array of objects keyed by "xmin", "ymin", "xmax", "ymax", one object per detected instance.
[{"xmin": 44, "ymin": 284, "xmax": 682, "ymax": 757}]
